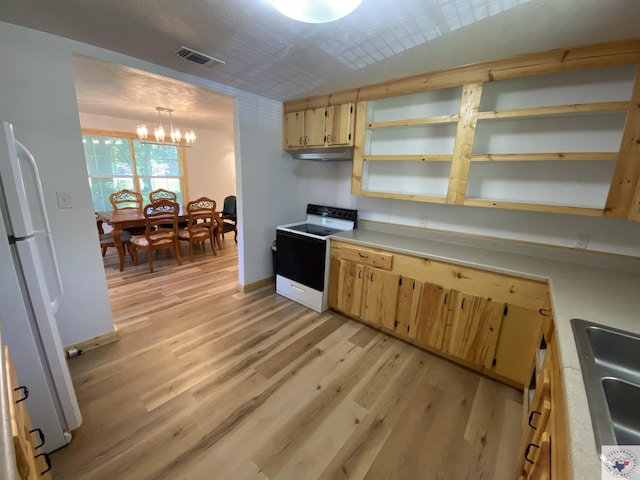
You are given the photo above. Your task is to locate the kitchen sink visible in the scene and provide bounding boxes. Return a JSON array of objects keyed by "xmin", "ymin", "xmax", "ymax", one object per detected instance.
[
  {"xmin": 601, "ymin": 377, "xmax": 640, "ymax": 445},
  {"xmin": 587, "ymin": 326, "xmax": 640, "ymax": 385},
  {"xmin": 571, "ymin": 319, "xmax": 640, "ymax": 450}
]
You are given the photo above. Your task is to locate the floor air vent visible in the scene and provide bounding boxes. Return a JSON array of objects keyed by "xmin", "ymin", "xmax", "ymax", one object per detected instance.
[{"xmin": 175, "ymin": 46, "xmax": 225, "ymax": 67}]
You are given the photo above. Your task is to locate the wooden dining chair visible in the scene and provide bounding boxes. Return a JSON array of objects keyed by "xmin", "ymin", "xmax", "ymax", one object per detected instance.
[
  {"xmin": 150, "ymin": 188, "xmax": 188, "ymax": 228},
  {"xmin": 149, "ymin": 188, "xmax": 177, "ymax": 203},
  {"xmin": 110, "ymin": 189, "xmax": 146, "ymax": 235},
  {"xmin": 110, "ymin": 189, "xmax": 143, "ymax": 210},
  {"xmin": 129, "ymin": 199, "xmax": 182, "ymax": 273},
  {"xmin": 177, "ymin": 197, "xmax": 218, "ymax": 262},
  {"xmin": 97, "ymin": 215, "xmax": 133, "ymax": 263}
]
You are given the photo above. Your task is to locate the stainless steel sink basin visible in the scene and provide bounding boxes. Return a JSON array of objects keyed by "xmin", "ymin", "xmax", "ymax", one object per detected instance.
[
  {"xmin": 571, "ymin": 319, "xmax": 640, "ymax": 450},
  {"xmin": 587, "ymin": 326, "xmax": 640, "ymax": 385},
  {"xmin": 602, "ymin": 377, "xmax": 640, "ymax": 445}
]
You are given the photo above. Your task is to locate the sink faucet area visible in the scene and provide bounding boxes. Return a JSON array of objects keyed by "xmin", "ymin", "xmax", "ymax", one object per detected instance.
[{"xmin": 571, "ymin": 319, "xmax": 640, "ymax": 452}]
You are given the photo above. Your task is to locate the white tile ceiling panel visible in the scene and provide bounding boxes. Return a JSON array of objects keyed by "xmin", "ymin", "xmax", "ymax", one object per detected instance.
[{"xmin": 1, "ymin": 0, "xmax": 639, "ymax": 127}]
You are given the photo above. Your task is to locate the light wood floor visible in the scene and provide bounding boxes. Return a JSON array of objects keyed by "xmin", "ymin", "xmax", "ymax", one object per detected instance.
[{"xmin": 50, "ymin": 242, "xmax": 524, "ymax": 479}]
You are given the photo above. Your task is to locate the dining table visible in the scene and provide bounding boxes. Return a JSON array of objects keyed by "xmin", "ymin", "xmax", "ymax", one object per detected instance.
[{"xmin": 96, "ymin": 206, "xmax": 222, "ymax": 271}]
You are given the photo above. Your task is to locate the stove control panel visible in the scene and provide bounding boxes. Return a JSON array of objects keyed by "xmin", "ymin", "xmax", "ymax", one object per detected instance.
[{"xmin": 306, "ymin": 204, "xmax": 358, "ymax": 223}]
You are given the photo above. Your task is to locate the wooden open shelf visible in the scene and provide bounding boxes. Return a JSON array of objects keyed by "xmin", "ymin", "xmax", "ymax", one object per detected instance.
[
  {"xmin": 476, "ymin": 101, "xmax": 629, "ymax": 120},
  {"xmin": 285, "ymin": 38, "xmax": 640, "ymax": 220}
]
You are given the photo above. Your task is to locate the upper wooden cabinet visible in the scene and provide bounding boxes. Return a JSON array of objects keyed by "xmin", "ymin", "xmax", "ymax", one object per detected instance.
[
  {"xmin": 284, "ymin": 39, "xmax": 640, "ymax": 220},
  {"xmin": 283, "ymin": 103, "xmax": 354, "ymax": 149}
]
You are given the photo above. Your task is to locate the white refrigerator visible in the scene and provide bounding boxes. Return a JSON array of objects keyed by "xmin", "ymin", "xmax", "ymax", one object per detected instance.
[{"xmin": 0, "ymin": 121, "xmax": 82, "ymax": 453}]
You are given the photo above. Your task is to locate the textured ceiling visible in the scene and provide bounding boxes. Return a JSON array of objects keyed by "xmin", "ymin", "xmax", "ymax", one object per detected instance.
[
  {"xmin": 72, "ymin": 55, "xmax": 234, "ymax": 133},
  {"xmin": 2, "ymin": 0, "xmax": 639, "ymax": 127}
]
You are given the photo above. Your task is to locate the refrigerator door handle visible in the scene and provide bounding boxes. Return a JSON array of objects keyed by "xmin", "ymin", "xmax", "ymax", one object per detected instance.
[
  {"xmin": 42, "ymin": 232, "xmax": 64, "ymax": 314},
  {"xmin": 15, "ymin": 140, "xmax": 64, "ymax": 313},
  {"xmin": 0, "ymin": 123, "xmax": 33, "ymax": 237}
]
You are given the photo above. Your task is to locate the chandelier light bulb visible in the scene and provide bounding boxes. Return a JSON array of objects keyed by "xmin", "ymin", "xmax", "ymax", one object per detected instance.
[
  {"xmin": 136, "ymin": 124, "xmax": 148, "ymax": 140},
  {"xmin": 184, "ymin": 131, "xmax": 196, "ymax": 145},
  {"xmin": 269, "ymin": 0, "xmax": 363, "ymax": 23},
  {"xmin": 154, "ymin": 126, "xmax": 165, "ymax": 143}
]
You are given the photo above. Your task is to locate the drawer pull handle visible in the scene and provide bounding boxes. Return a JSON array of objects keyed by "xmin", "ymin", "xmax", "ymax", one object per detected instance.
[
  {"xmin": 358, "ymin": 253, "xmax": 368, "ymax": 259},
  {"xmin": 528, "ymin": 410, "xmax": 541, "ymax": 429},
  {"xmin": 524, "ymin": 443, "xmax": 539, "ymax": 464},
  {"xmin": 539, "ymin": 308, "xmax": 550, "ymax": 316},
  {"xmin": 35, "ymin": 452, "xmax": 52, "ymax": 475},
  {"xmin": 14, "ymin": 385, "xmax": 29, "ymax": 403},
  {"xmin": 29, "ymin": 428, "xmax": 46, "ymax": 449}
]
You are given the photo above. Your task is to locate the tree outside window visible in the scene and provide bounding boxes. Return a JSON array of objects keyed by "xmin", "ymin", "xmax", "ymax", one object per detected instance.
[{"xmin": 83, "ymin": 132, "xmax": 184, "ymax": 211}]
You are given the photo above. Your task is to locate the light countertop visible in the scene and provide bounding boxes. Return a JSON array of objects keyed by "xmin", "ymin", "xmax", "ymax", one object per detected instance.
[{"xmin": 331, "ymin": 221, "xmax": 640, "ymax": 480}]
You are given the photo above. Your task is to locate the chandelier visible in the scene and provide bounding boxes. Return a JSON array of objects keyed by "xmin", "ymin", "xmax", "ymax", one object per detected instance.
[{"xmin": 136, "ymin": 107, "xmax": 196, "ymax": 148}]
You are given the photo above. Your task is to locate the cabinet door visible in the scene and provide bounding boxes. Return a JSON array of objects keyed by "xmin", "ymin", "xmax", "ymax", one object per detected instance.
[
  {"xmin": 527, "ymin": 431, "xmax": 551, "ymax": 480},
  {"xmin": 393, "ymin": 276, "xmax": 421, "ymax": 337},
  {"xmin": 326, "ymin": 103, "xmax": 354, "ymax": 146},
  {"xmin": 521, "ymin": 367, "xmax": 552, "ymax": 478},
  {"xmin": 304, "ymin": 107, "xmax": 326, "ymax": 146},
  {"xmin": 361, "ymin": 267, "xmax": 399, "ymax": 327},
  {"xmin": 284, "ymin": 111, "xmax": 305, "ymax": 148},
  {"xmin": 334, "ymin": 259, "xmax": 365, "ymax": 318},
  {"xmin": 491, "ymin": 305, "xmax": 543, "ymax": 386},
  {"xmin": 445, "ymin": 293, "xmax": 504, "ymax": 368},
  {"xmin": 328, "ymin": 253, "xmax": 340, "ymax": 310},
  {"xmin": 410, "ymin": 281, "xmax": 450, "ymax": 350}
]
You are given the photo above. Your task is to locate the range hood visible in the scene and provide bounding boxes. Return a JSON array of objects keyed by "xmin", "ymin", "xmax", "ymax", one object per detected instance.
[{"xmin": 286, "ymin": 146, "xmax": 353, "ymax": 161}]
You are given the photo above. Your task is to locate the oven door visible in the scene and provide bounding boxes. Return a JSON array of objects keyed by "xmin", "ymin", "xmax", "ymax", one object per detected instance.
[{"xmin": 276, "ymin": 230, "xmax": 326, "ymax": 291}]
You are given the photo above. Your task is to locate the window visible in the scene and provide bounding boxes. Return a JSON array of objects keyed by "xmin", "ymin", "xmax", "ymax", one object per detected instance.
[{"xmin": 83, "ymin": 132, "xmax": 185, "ymax": 211}]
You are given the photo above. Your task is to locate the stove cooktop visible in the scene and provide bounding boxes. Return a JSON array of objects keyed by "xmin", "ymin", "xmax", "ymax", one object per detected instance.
[{"xmin": 285, "ymin": 223, "xmax": 342, "ymax": 237}]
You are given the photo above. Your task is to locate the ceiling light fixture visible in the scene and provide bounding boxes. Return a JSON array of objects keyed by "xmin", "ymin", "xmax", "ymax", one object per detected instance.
[
  {"xmin": 268, "ymin": 0, "xmax": 363, "ymax": 23},
  {"xmin": 136, "ymin": 107, "xmax": 196, "ymax": 148}
]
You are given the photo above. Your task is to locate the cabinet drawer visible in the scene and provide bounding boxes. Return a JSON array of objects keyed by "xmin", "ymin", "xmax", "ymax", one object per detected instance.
[
  {"xmin": 338, "ymin": 246, "xmax": 393, "ymax": 270},
  {"xmin": 4, "ymin": 346, "xmax": 51, "ymax": 480}
]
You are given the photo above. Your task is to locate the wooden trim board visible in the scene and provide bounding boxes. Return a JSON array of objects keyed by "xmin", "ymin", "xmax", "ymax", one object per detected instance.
[
  {"xmin": 237, "ymin": 277, "xmax": 275, "ymax": 293},
  {"xmin": 65, "ymin": 328, "xmax": 120, "ymax": 355}
]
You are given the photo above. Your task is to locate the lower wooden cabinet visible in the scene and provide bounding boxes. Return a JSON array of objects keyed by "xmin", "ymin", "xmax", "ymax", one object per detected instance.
[
  {"xmin": 330, "ymin": 240, "xmax": 546, "ymax": 387},
  {"xmin": 329, "ymin": 240, "xmax": 568, "ymax": 478},
  {"xmin": 492, "ymin": 305, "xmax": 544, "ymax": 386},
  {"xmin": 517, "ymin": 331, "xmax": 569, "ymax": 480},
  {"xmin": 408, "ymin": 280, "xmax": 449, "ymax": 349},
  {"xmin": 4, "ymin": 346, "xmax": 52, "ymax": 480},
  {"xmin": 361, "ymin": 266, "xmax": 399, "ymax": 327}
]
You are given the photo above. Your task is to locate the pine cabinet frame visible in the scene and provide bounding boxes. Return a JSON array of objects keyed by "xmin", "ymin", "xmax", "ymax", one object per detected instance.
[
  {"xmin": 284, "ymin": 38, "xmax": 640, "ymax": 220},
  {"xmin": 283, "ymin": 103, "xmax": 355, "ymax": 149}
]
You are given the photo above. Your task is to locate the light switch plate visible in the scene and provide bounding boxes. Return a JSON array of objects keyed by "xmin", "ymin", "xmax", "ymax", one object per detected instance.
[{"xmin": 56, "ymin": 192, "xmax": 73, "ymax": 209}]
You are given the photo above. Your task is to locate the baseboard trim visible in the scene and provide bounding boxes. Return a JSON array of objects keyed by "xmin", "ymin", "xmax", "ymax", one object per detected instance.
[
  {"xmin": 65, "ymin": 328, "xmax": 120, "ymax": 356},
  {"xmin": 237, "ymin": 277, "xmax": 274, "ymax": 293}
]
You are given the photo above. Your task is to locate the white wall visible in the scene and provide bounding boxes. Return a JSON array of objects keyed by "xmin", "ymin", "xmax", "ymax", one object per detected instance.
[
  {"xmin": 78, "ymin": 112, "xmax": 236, "ymax": 206},
  {"xmin": 0, "ymin": 23, "xmax": 114, "ymax": 346},
  {"xmin": 333, "ymin": 162, "xmax": 640, "ymax": 258},
  {"xmin": 0, "ymin": 20, "xmax": 301, "ymax": 345}
]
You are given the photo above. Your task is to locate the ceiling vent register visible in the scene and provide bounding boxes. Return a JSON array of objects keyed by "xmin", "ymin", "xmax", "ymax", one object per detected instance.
[{"xmin": 175, "ymin": 46, "xmax": 225, "ymax": 68}]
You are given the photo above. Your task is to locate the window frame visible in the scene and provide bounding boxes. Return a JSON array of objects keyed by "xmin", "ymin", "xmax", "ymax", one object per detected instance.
[{"xmin": 82, "ymin": 128, "xmax": 189, "ymax": 211}]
